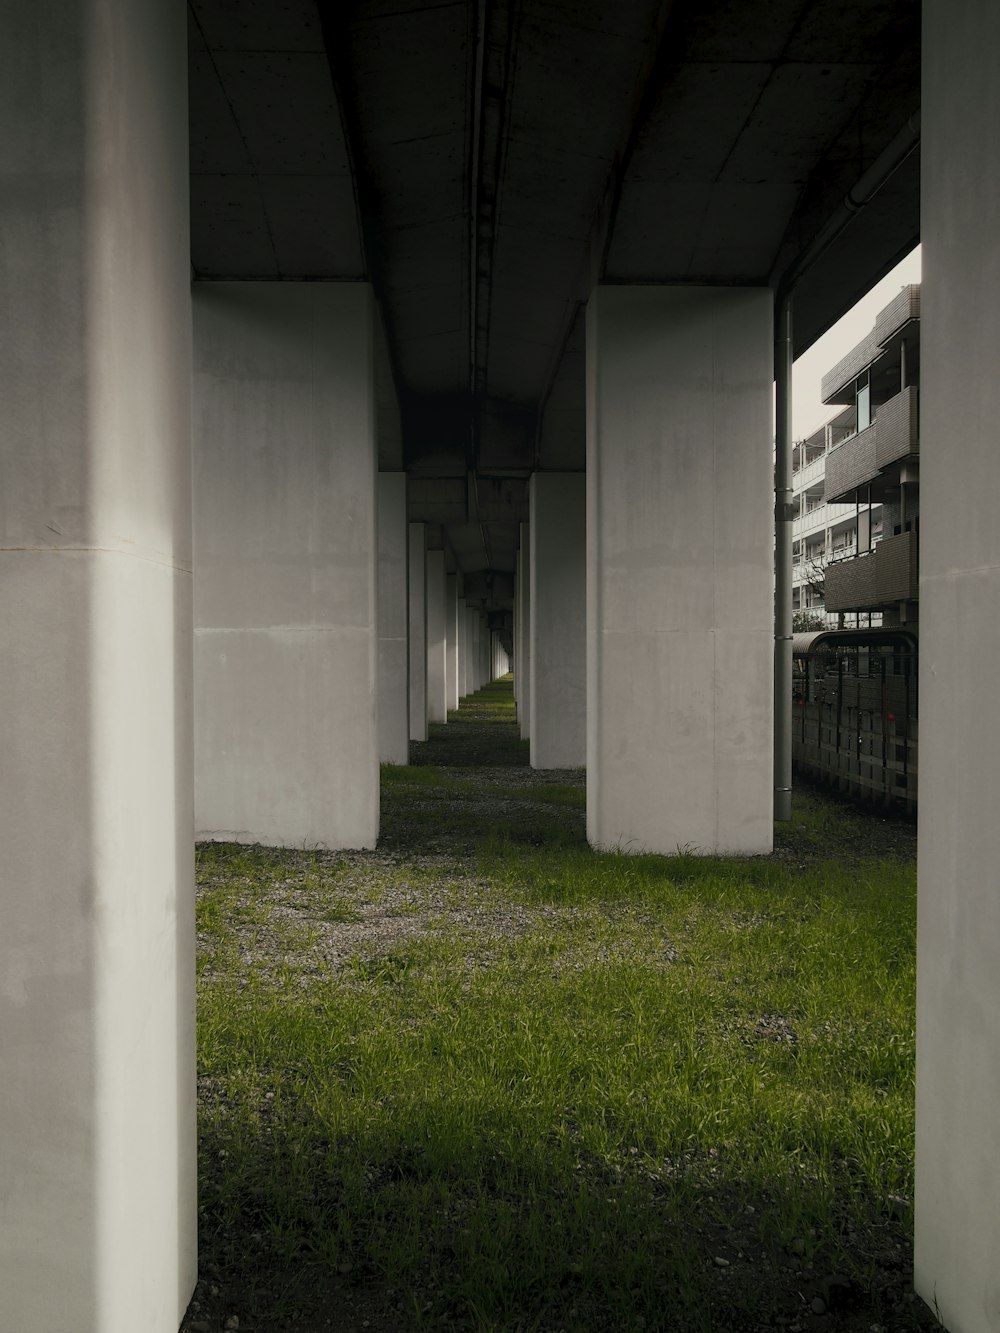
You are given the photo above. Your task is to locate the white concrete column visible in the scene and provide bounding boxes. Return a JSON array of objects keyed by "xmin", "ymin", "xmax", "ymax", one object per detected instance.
[
  {"xmin": 458, "ymin": 597, "xmax": 469, "ymax": 698},
  {"xmin": 586, "ymin": 286, "xmax": 773, "ymax": 854},
  {"xmin": 446, "ymin": 574, "xmax": 460, "ymax": 713},
  {"xmin": 378, "ymin": 473, "xmax": 409, "ymax": 763},
  {"xmin": 0, "ymin": 2, "xmax": 196, "ymax": 1327},
  {"xmin": 408, "ymin": 523, "xmax": 428, "ymax": 741},
  {"xmin": 530, "ymin": 473, "xmax": 586, "ymax": 769},
  {"xmin": 482, "ymin": 613, "xmax": 491, "ymax": 685},
  {"xmin": 193, "ymin": 284, "xmax": 378, "ymax": 850},
  {"xmin": 470, "ymin": 610, "xmax": 481, "ymax": 692},
  {"xmin": 517, "ymin": 567, "xmax": 525, "ymax": 703},
  {"xmin": 916, "ymin": 7, "xmax": 1000, "ymax": 1326},
  {"xmin": 426, "ymin": 549, "xmax": 448, "ymax": 723},
  {"xmin": 518, "ymin": 522, "xmax": 532, "ymax": 738}
]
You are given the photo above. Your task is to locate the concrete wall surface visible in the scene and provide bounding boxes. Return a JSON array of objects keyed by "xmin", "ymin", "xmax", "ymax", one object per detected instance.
[
  {"xmin": 426, "ymin": 549, "xmax": 448, "ymax": 723},
  {"xmin": 530, "ymin": 473, "xmax": 586, "ymax": 768},
  {"xmin": 193, "ymin": 282, "xmax": 379, "ymax": 848},
  {"xmin": 408, "ymin": 522, "xmax": 428, "ymax": 740},
  {"xmin": 586, "ymin": 286, "xmax": 773, "ymax": 855},
  {"xmin": 915, "ymin": 5, "xmax": 1000, "ymax": 1329},
  {"xmin": 0, "ymin": 0, "xmax": 197, "ymax": 1327},
  {"xmin": 378, "ymin": 472, "xmax": 409, "ymax": 763}
]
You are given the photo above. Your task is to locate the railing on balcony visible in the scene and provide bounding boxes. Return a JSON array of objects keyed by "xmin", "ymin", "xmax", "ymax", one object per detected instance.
[
  {"xmin": 875, "ymin": 385, "xmax": 919, "ymax": 470},
  {"xmin": 825, "ymin": 550, "xmax": 879, "ymax": 611},
  {"xmin": 825, "ymin": 421, "xmax": 879, "ymax": 503},
  {"xmin": 823, "ymin": 531, "xmax": 918, "ymax": 612},
  {"xmin": 874, "ymin": 529, "xmax": 919, "ymax": 602}
]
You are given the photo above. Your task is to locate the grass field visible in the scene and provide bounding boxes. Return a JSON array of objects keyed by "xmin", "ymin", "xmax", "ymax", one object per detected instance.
[{"xmin": 185, "ymin": 679, "xmax": 933, "ymax": 1333}]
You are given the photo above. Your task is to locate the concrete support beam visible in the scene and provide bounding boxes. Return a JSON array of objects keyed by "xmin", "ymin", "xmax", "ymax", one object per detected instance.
[
  {"xmin": 408, "ymin": 523, "xmax": 428, "ymax": 741},
  {"xmin": 446, "ymin": 574, "xmax": 460, "ymax": 713},
  {"xmin": 916, "ymin": 6, "xmax": 1000, "ymax": 1327},
  {"xmin": 193, "ymin": 283, "xmax": 378, "ymax": 849},
  {"xmin": 586, "ymin": 286, "xmax": 773, "ymax": 854},
  {"xmin": 0, "ymin": 1, "xmax": 196, "ymax": 1326},
  {"xmin": 530, "ymin": 473, "xmax": 586, "ymax": 769},
  {"xmin": 426, "ymin": 549, "xmax": 448, "ymax": 723},
  {"xmin": 378, "ymin": 472, "xmax": 409, "ymax": 764},
  {"xmin": 518, "ymin": 522, "xmax": 532, "ymax": 738}
]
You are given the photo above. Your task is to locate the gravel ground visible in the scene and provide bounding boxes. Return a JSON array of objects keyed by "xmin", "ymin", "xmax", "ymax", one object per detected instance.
[{"xmin": 183, "ymin": 694, "xmax": 930, "ymax": 1333}]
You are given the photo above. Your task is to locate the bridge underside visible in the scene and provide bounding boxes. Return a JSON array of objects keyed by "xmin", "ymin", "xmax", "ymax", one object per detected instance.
[
  {"xmin": 189, "ymin": 0, "xmax": 921, "ymax": 606},
  {"xmin": 11, "ymin": 4, "xmax": 1000, "ymax": 1333}
]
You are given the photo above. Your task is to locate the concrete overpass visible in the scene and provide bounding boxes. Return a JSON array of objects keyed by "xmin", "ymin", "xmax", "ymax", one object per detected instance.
[{"xmin": 2, "ymin": 1, "xmax": 998, "ymax": 1330}]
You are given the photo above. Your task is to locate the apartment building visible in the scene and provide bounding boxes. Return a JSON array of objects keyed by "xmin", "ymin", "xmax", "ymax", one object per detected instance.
[
  {"xmin": 820, "ymin": 284, "xmax": 920, "ymax": 626},
  {"xmin": 790, "ymin": 283, "xmax": 919, "ymax": 628},
  {"xmin": 791, "ymin": 409, "xmax": 881, "ymax": 628}
]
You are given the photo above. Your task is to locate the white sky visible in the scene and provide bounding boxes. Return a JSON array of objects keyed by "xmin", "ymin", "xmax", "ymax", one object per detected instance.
[{"xmin": 791, "ymin": 245, "xmax": 922, "ymax": 439}]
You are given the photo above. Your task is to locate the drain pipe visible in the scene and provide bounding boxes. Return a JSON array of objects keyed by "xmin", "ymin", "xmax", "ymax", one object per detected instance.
[{"xmin": 771, "ymin": 110, "xmax": 920, "ymax": 822}]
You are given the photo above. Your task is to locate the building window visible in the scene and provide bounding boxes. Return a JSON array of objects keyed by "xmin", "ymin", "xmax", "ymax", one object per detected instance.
[{"xmin": 856, "ymin": 372, "xmax": 871, "ymax": 432}]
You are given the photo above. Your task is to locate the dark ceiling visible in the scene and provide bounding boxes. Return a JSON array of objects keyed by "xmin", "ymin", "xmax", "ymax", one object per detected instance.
[{"xmin": 188, "ymin": 0, "xmax": 921, "ymax": 604}]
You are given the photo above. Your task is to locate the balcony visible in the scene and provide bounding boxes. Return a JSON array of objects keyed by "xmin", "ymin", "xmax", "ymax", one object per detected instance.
[
  {"xmin": 825, "ymin": 549, "xmax": 879, "ymax": 611},
  {"xmin": 875, "ymin": 385, "xmax": 919, "ymax": 470},
  {"xmin": 875, "ymin": 529, "xmax": 919, "ymax": 602},
  {"xmin": 824, "ymin": 385, "xmax": 919, "ymax": 503},
  {"xmin": 825, "ymin": 421, "xmax": 879, "ymax": 503},
  {"xmin": 824, "ymin": 530, "xmax": 918, "ymax": 612},
  {"xmin": 873, "ymin": 284, "xmax": 920, "ymax": 347}
]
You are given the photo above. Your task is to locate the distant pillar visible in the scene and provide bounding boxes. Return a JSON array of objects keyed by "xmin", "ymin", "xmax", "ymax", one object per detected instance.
[
  {"xmin": 193, "ymin": 283, "xmax": 378, "ymax": 849},
  {"xmin": 426, "ymin": 549, "xmax": 448, "ymax": 723},
  {"xmin": 378, "ymin": 473, "xmax": 409, "ymax": 764},
  {"xmin": 518, "ymin": 522, "xmax": 532, "ymax": 738},
  {"xmin": 916, "ymin": 6, "xmax": 1000, "ymax": 1327},
  {"xmin": 0, "ymin": 0, "xmax": 196, "ymax": 1327},
  {"xmin": 446, "ymin": 574, "xmax": 460, "ymax": 713},
  {"xmin": 530, "ymin": 473, "xmax": 586, "ymax": 768},
  {"xmin": 517, "ymin": 562, "xmax": 525, "ymax": 703},
  {"xmin": 408, "ymin": 523, "xmax": 428, "ymax": 741},
  {"xmin": 470, "ymin": 611, "xmax": 481, "ymax": 692},
  {"xmin": 458, "ymin": 598, "xmax": 469, "ymax": 698},
  {"xmin": 587, "ymin": 286, "xmax": 773, "ymax": 854}
]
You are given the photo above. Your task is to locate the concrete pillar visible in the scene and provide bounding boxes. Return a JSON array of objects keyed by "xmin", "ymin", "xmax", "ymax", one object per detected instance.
[
  {"xmin": 517, "ymin": 565, "xmax": 525, "ymax": 709},
  {"xmin": 530, "ymin": 473, "xmax": 586, "ymax": 769},
  {"xmin": 446, "ymin": 574, "xmax": 460, "ymax": 713},
  {"xmin": 470, "ymin": 610, "xmax": 481, "ymax": 692},
  {"xmin": 408, "ymin": 523, "xmax": 428, "ymax": 741},
  {"xmin": 193, "ymin": 283, "xmax": 378, "ymax": 849},
  {"xmin": 518, "ymin": 522, "xmax": 532, "ymax": 738},
  {"xmin": 916, "ymin": 7, "xmax": 1000, "ymax": 1326},
  {"xmin": 458, "ymin": 597, "xmax": 469, "ymax": 698},
  {"xmin": 378, "ymin": 472, "xmax": 409, "ymax": 763},
  {"xmin": 0, "ymin": 1, "xmax": 196, "ymax": 1327},
  {"xmin": 426, "ymin": 549, "xmax": 448, "ymax": 723},
  {"xmin": 586, "ymin": 286, "xmax": 773, "ymax": 854}
]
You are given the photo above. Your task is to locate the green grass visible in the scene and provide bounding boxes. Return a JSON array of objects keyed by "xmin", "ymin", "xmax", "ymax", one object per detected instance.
[{"xmin": 191, "ymin": 680, "xmax": 930, "ymax": 1332}]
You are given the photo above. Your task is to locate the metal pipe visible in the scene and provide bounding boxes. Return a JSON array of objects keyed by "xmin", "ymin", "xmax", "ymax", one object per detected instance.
[{"xmin": 773, "ymin": 296, "xmax": 794, "ymax": 822}]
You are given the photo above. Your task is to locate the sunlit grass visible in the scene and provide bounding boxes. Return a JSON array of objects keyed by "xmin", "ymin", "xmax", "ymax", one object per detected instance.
[{"xmin": 192, "ymin": 679, "xmax": 929, "ymax": 1332}]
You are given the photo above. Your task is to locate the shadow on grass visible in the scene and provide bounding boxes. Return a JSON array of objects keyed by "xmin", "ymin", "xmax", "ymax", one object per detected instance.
[{"xmin": 193, "ymin": 1099, "xmax": 933, "ymax": 1333}]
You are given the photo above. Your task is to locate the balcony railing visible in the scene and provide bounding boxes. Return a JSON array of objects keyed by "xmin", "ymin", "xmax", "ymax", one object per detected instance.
[
  {"xmin": 875, "ymin": 385, "xmax": 919, "ymax": 470},
  {"xmin": 825, "ymin": 421, "xmax": 879, "ymax": 502},
  {"xmin": 824, "ymin": 550, "xmax": 879, "ymax": 611},
  {"xmin": 824, "ymin": 385, "xmax": 919, "ymax": 503},
  {"xmin": 823, "ymin": 530, "xmax": 918, "ymax": 612}
]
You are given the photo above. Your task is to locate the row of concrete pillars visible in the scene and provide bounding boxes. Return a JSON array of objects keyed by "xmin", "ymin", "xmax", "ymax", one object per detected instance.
[{"xmin": 3, "ymin": 2, "xmax": 1000, "ymax": 1329}]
